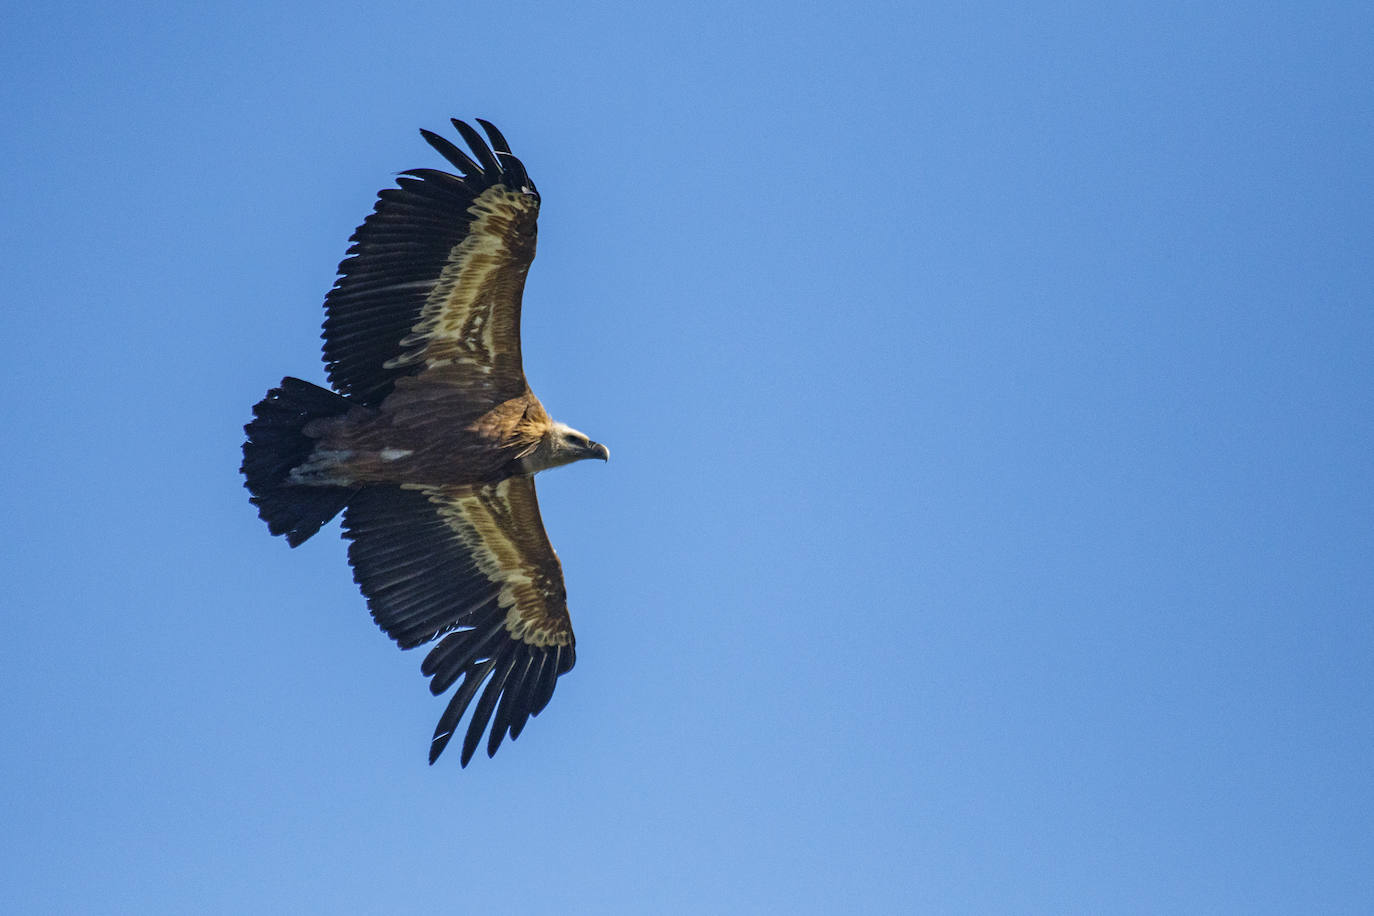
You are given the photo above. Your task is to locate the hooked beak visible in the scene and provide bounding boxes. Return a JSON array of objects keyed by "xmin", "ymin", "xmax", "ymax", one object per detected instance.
[{"xmin": 587, "ymin": 442, "xmax": 610, "ymax": 462}]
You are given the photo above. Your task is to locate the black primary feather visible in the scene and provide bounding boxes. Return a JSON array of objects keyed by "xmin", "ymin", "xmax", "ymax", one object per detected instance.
[
  {"xmin": 450, "ymin": 118, "xmax": 502, "ymax": 176},
  {"xmin": 419, "ymin": 128, "xmax": 482, "ymax": 178}
]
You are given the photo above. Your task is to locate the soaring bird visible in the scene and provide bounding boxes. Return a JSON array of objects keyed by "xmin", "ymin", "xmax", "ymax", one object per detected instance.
[{"xmin": 241, "ymin": 119, "xmax": 607, "ymax": 767}]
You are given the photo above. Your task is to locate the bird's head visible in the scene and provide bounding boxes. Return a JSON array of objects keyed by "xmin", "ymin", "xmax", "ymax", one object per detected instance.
[
  {"xmin": 552, "ymin": 422, "xmax": 609, "ymax": 465},
  {"xmin": 514, "ymin": 421, "xmax": 609, "ymax": 475}
]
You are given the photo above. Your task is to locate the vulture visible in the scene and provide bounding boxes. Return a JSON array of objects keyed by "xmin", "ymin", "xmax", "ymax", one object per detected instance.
[{"xmin": 241, "ymin": 119, "xmax": 607, "ymax": 767}]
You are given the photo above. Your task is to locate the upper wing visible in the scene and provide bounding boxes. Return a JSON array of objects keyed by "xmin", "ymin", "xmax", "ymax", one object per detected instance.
[
  {"xmin": 322, "ymin": 118, "xmax": 540, "ymax": 408},
  {"xmin": 342, "ymin": 476, "xmax": 576, "ymax": 766}
]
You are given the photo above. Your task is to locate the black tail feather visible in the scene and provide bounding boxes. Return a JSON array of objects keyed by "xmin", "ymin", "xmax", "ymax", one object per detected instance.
[{"xmin": 242, "ymin": 377, "xmax": 358, "ymax": 547}]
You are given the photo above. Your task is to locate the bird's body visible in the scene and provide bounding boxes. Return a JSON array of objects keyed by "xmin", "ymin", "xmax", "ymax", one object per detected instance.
[
  {"xmin": 290, "ymin": 386, "xmax": 555, "ymax": 486},
  {"xmin": 242, "ymin": 119, "xmax": 606, "ymax": 767}
]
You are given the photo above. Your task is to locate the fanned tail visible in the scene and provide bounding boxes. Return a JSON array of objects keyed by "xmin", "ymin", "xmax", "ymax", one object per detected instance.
[{"xmin": 242, "ymin": 377, "xmax": 358, "ymax": 547}]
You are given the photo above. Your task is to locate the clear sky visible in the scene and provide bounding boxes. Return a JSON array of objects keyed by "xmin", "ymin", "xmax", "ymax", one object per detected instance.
[{"xmin": 3, "ymin": 1, "xmax": 1371, "ymax": 913}]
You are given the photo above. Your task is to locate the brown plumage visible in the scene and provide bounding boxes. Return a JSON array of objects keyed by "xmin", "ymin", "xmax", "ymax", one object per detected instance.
[{"xmin": 241, "ymin": 119, "xmax": 607, "ymax": 767}]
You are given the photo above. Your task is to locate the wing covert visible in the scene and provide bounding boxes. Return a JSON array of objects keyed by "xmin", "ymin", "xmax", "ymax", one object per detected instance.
[
  {"xmin": 322, "ymin": 119, "xmax": 540, "ymax": 408},
  {"xmin": 341, "ymin": 477, "xmax": 575, "ymax": 766}
]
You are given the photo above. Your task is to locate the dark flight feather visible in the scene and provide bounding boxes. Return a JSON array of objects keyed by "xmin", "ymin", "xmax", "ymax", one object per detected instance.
[
  {"xmin": 451, "ymin": 118, "xmax": 502, "ymax": 176},
  {"xmin": 419, "ymin": 128, "xmax": 483, "ymax": 178}
]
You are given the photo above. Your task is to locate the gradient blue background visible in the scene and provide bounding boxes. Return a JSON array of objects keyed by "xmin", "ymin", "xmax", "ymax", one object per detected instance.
[{"xmin": 3, "ymin": 1, "xmax": 1371, "ymax": 912}]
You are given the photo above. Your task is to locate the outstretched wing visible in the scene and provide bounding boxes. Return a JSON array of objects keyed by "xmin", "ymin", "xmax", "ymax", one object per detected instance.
[
  {"xmin": 342, "ymin": 477, "xmax": 576, "ymax": 766},
  {"xmin": 322, "ymin": 118, "xmax": 540, "ymax": 408}
]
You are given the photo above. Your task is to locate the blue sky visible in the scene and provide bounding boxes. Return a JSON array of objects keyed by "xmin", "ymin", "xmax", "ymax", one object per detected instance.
[{"xmin": 3, "ymin": 1, "xmax": 1371, "ymax": 912}]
